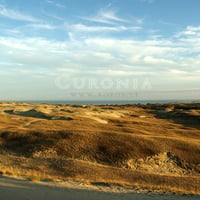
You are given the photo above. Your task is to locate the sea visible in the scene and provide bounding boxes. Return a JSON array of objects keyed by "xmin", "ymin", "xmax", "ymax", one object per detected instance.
[{"xmin": 8, "ymin": 99, "xmax": 198, "ymax": 105}]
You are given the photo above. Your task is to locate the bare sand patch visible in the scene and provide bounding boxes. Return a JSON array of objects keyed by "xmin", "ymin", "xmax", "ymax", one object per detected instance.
[{"xmin": 126, "ymin": 152, "xmax": 195, "ymax": 176}]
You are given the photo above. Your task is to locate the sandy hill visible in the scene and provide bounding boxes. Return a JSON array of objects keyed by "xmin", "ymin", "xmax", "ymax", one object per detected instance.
[{"xmin": 0, "ymin": 102, "xmax": 199, "ymax": 194}]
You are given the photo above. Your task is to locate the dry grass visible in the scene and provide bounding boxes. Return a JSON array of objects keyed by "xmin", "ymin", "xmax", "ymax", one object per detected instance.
[{"xmin": 0, "ymin": 102, "xmax": 199, "ymax": 194}]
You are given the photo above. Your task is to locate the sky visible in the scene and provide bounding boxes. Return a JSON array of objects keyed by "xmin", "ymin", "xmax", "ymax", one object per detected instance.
[{"xmin": 0, "ymin": 0, "xmax": 200, "ymax": 101}]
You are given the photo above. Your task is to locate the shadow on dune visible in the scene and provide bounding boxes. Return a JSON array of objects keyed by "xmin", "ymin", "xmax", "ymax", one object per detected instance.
[
  {"xmin": 4, "ymin": 109, "xmax": 73, "ymax": 121},
  {"xmin": 143, "ymin": 104, "xmax": 200, "ymax": 129},
  {"xmin": 154, "ymin": 111, "xmax": 200, "ymax": 129},
  {"xmin": 4, "ymin": 109, "xmax": 52, "ymax": 120}
]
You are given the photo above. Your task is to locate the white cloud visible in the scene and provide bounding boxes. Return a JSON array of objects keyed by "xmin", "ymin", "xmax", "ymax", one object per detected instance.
[
  {"xmin": 143, "ymin": 56, "xmax": 176, "ymax": 65},
  {"xmin": 0, "ymin": 5, "xmax": 38, "ymax": 22},
  {"xmin": 0, "ymin": 37, "xmax": 32, "ymax": 50},
  {"xmin": 81, "ymin": 9, "xmax": 128, "ymax": 24},
  {"xmin": 27, "ymin": 23, "xmax": 56, "ymax": 30},
  {"xmin": 55, "ymin": 3, "xmax": 65, "ymax": 8},
  {"xmin": 98, "ymin": 9, "xmax": 128, "ymax": 23},
  {"xmin": 158, "ymin": 20, "xmax": 178, "ymax": 26},
  {"xmin": 176, "ymin": 26, "xmax": 200, "ymax": 37},
  {"xmin": 136, "ymin": 18, "xmax": 144, "ymax": 24},
  {"xmin": 139, "ymin": 0, "xmax": 156, "ymax": 3},
  {"xmin": 46, "ymin": 0, "xmax": 54, "ymax": 3},
  {"xmin": 45, "ymin": 0, "xmax": 65, "ymax": 8},
  {"xmin": 90, "ymin": 69, "xmax": 153, "ymax": 76},
  {"xmin": 72, "ymin": 23, "xmax": 141, "ymax": 32},
  {"xmin": 168, "ymin": 69, "xmax": 187, "ymax": 75},
  {"xmin": 42, "ymin": 10, "xmax": 64, "ymax": 21},
  {"xmin": 0, "ymin": 25, "xmax": 200, "ymax": 89}
]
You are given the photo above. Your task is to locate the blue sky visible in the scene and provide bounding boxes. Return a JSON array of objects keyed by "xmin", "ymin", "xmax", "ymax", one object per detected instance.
[{"xmin": 0, "ymin": 0, "xmax": 200, "ymax": 101}]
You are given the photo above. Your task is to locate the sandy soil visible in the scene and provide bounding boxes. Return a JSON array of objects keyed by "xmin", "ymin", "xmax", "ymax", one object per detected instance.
[
  {"xmin": 0, "ymin": 102, "xmax": 200, "ymax": 195},
  {"xmin": 0, "ymin": 176, "xmax": 199, "ymax": 200}
]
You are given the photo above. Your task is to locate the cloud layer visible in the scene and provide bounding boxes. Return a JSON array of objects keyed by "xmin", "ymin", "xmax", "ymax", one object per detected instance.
[
  {"xmin": 0, "ymin": 5, "xmax": 38, "ymax": 22},
  {"xmin": 0, "ymin": 1, "xmax": 200, "ymax": 100}
]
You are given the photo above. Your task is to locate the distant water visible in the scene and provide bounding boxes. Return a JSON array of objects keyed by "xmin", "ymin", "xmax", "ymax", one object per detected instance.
[{"xmin": 13, "ymin": 99, "xmax": 193, "ymax": 105}]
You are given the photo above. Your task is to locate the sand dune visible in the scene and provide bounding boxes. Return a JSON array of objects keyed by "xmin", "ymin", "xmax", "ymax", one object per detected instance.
[
  {"xmin": 4, "ymin": 109, "xmax": 73, "ymax": 121},
  {"xmin": 0, "ymin": 102, "xmax": 200, "ymax": 195},
  {"xmin": 4, "ymin": 109, "xmax": 52, "ymax": 119}
]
